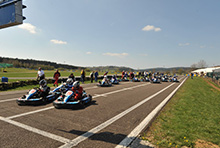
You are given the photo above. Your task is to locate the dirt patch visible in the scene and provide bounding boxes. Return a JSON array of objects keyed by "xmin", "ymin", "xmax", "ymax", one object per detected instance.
[
  {"xmin": 195, "ymin": 139, "xmax": 220, "ymax": 148},
  {"xmin": 203, "ymin": 78, "xmax": 220, "ymax": 91}
]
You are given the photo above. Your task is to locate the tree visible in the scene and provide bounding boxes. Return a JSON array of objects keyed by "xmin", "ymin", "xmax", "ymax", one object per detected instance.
[
  {"xmin": 197, "ymin": 60, "xmax": 207, "ymax": 68},
  {"xmin": 178, "ymin": 68, "xmax": 184, "ymax": 75},
  {"xmin": 191, "ymin": 63, "xmax": 197, "ymax": 71}
]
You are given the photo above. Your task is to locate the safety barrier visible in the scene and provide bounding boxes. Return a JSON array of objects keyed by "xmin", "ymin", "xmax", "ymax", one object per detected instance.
[{"xmin": 0, "ymin": 75, "xmax": 121, "ymax": 91}]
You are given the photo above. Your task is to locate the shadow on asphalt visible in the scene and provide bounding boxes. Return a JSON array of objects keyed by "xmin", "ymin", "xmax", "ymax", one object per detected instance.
[
  {"xmin": 53, "ymin": 100, "xmax": 98, "ymax": 110},
  {"xmin": 58, "ymin": 128, "xmax": 154, "ymax": 147}
]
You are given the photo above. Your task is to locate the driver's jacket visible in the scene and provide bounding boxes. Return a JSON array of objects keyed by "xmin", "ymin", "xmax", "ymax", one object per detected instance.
[
  {"xmin": 71, "ymin": 86, "xmax": 83, "ymax": 100},
  {"xmin": 39, "ymin": 86, "xmax": 50, "ymax": 98}
]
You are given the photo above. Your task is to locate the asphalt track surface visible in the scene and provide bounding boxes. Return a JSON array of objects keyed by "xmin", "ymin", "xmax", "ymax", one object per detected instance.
[{"xmin": 0, "ymin": 76, "xmax": 187, "ymax": 148}]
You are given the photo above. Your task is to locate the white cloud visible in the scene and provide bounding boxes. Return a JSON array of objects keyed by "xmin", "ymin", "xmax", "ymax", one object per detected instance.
[
  {"xmin": 18, "ymin": 23, "xmax": 37, "ymax": 34},
  {"xmin": 142, "ymin": 25, "xmax": 161, "ymax": 32},
  {"xmin": 86, "ymin": 52, "xmax": 92, "ymax": 54},
  {"xmin": 103, "ymin": 52, "xmax": 129, "ymax": 58},
  {"xmin": 50, "ymin": 39, "xmax": 67, "ymax": 45},
  {"xmin": 179, "ymin": 43, "xmax": 190, "ymax": 46}
]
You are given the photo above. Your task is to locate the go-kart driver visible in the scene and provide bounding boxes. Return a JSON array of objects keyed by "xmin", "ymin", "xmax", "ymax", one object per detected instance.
[
  {"xmin": 39, "ymin": 79, "xmax": 50, "ymax": 99},
  {"xmin": 112, "ymin": 75, "xmax": 116, "ymax": 80},
  {"xmin": 100, "ymin": 75, "xmax": 110, "ymax": 85},
  {"xmin": 71, "ymin": 81, "xmax": 83, "ymax": 100}
]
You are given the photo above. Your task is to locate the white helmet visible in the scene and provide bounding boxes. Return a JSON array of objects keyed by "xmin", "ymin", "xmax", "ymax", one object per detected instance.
[
  {"xmin": 66, "ymin": 78, "xmax": 73, "ymax": 85},
  {"xmin": 73, "ymin": 81, "xmax": 80, "ymax": 88}
]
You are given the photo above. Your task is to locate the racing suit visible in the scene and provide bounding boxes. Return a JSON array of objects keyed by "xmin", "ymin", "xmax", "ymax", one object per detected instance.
[
  {"xmin": 39, "ymin": 86, "xmax": 50, "ymax": 100},
  {"xmin": 72, "ymin": 86, "xmax": 83, "ymax": 100}
]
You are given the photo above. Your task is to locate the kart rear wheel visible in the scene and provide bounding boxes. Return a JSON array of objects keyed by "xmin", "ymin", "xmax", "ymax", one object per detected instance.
[{"xmin": 54, "ymin": 104, "xmax": 62, "ymax": 109}]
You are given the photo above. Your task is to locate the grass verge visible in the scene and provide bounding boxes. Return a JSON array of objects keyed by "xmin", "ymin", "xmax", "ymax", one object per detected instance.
[{"xmin": 142, "ymin": 77, "xmax": 220, "ymax": 148}]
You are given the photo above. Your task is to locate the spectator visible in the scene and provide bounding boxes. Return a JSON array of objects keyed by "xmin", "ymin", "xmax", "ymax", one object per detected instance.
[
  {"xmin": 122, "ymin": 70, "xmax": 125, "ymax": 79},
  {"xmin": 95, "ymin": 71, "xmax": 99, "ymax": 82},
  {"xmin": 104, "ymin": 71, "xmax": 108, "ymax": 76},
  {"xmin": 90, "ymin": 71, "xmax": 94, "ymax": 83},
  {"xmin": 53, "ymin": 69, "xmax": 61, "ymax": 87},
  {"xmin": 191, "ymin": 73, "xmax": 194, "ymax": 79},
  {"xmin": 81, "ymin": 69, "xmax": 85, "ymax": 83},
  {"xmin": 68, "ymin": 73, "xmax": 75, "ymax": 82},
  {"xmin": 138, "ymin": 71, "xmax": 141, "ymax": 78},
  {"xmin": 37, "ymin": 67, "xmax": 45, "ymax": 81}
]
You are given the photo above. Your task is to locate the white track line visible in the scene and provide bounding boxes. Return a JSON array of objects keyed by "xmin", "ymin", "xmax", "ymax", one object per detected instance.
[
  {"xmin": 115, "ymin": 77, "xmax": 187, "ymax": 148},
  {"xmin": 0, "ymin": 116, "xmax": 70, "ymax": 143},
  {"xmin": 6, "ymin": 83, "xmax": 150, "ymax": 119},
  {"xmin": 59, "ymin": 81, "xmax": 178, "ymax": 148},
  {"xmin": 93, "ymin": 83, "xmax": 150, "ymax": 99},
  {"xmin": 7, "ymin": 106, "xmax": 54, "ymax": 119},
  {"xmin": 84, "ymin": 86, "xmax": 98, "ymax": 90},
  {"xmin": 0, "ymin": 98, "xmax": 17, "ymax": 103}
]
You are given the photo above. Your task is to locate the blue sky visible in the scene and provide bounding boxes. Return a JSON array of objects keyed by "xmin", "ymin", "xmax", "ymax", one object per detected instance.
[{"xmin": 0, "ymin": 0, "xmax": 220, "ymax": 69}]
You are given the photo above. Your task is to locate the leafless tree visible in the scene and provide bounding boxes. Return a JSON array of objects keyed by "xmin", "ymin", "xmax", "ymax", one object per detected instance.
[
  {"xmin": 197, "ymin": 60, "xmax": 208, "ymax": 68},
  {"xmin": 191, "ymin": 60, "xmax": 208, "ymax": 70}
]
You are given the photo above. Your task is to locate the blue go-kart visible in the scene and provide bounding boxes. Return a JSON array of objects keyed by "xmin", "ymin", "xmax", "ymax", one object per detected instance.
[{"xmin": 53, "ymin": 90, "xmax": 92, "ymax": 109}]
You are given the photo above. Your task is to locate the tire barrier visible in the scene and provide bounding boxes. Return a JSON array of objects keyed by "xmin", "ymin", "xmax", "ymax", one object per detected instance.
[{"xmin": 0, "ymin": 75, "xmax": 121, "ymax": 91}]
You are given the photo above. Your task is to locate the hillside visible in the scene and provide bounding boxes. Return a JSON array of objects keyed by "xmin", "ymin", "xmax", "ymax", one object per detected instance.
[
  {"xmin": 0, "ymin": 56, "xmax": 191, "ymax": 74},
  {"xmin": 0, "ymin": 56, "xmax": 82, "ymax": 70}
]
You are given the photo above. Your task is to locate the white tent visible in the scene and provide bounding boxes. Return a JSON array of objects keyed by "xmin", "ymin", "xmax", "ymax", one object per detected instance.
[{"xmin": 192, "ymin": 67, "xmax": 220, "ymax": 75}]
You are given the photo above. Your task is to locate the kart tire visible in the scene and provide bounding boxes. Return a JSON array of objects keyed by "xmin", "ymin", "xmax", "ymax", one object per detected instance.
[
  {"xmin": 54, "ymin": 104, "xmax": 62, "ymax": 109},
  {"xmin": 16, "ymin": 101, "xmax": 24, "ymax": 106}
]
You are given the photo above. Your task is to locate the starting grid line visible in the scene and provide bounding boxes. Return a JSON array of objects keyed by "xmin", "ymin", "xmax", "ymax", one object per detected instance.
[{"xmin": 0, "ymin": 77, "xmax": 186, "ymax": 147}]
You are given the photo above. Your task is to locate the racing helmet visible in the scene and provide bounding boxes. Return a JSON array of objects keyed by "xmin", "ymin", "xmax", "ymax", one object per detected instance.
[
  {"xmin": 66, "ymin": 78, "xmax": 73, "ymax": 85},
  {"xmin": 39, "ymin": 79, "xmax": 47, "ymax": 87},
  {"xmin": 73, "ymin": 81, "xmax": 80, "ymax": 88}
]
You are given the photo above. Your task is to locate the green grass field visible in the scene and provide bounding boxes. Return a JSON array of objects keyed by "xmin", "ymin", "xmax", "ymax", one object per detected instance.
[
  {"xmin": 142, "ymin": 77, "xmax": 220, "ymax": 148},
  {"xmin": 0, "ymin": 68, "xmax": 82, "ymax": 77},
  {"xmin": 0, "ymin": 68, "xmax": 108, "ymax": 78}
]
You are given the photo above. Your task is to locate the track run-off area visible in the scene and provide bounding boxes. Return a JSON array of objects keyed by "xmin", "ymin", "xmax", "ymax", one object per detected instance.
[{"xmin": 0, "ymin": 76, "xmax": 187, "ymax": 148}]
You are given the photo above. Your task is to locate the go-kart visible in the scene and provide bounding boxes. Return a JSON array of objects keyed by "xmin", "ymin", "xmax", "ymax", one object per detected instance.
[
  {"xmin": 16, "ymin": 87, "xmax": 57, "ymax": 105},
  {"xmin": 111, "ymin": 78, "xmax": 119, "ymax": 84},
  {"xmin": 53, "ymin": 90, "xmax": 92, "ymax": 109},
  {"xmin": 97, "ymin": 80, "xmax": 112, "ymax": 87},
  {"xmin": 151, "ymin": 77, "xmax": 161, "ymax": 83},
  {"xmin": 131, "ymin": 77, "xmax": 140, "ymax": 82},
  {"xmin": 161, "ymin": 76, "xmax": 169, "ymax": 82},
  {"xmin": 141, "ymin": 77, "xmax": 150, "ymax": 82},
  {"xmin": 170, "ymin": 77, "xmax": 179, "ymax": 82}
]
